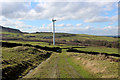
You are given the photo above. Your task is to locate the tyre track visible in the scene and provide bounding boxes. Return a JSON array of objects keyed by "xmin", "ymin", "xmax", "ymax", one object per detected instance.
[
  {"xmin": 62, "ymin": 50, "xmax": 75, "ymax": 78},
  {"xmin": 56, "ymin": 55, "xmax": 60, "ymax": 78},
  {"xmin": 65, "ymin": 57, "xmax": 83, "ymax": 78},
  {"xmin": 63, "ymin": 53, "xmax": 85, "ymax": 79},
  {"xmin": 23, "ymin": 54, "xmax": 52, "ymax": 78}
]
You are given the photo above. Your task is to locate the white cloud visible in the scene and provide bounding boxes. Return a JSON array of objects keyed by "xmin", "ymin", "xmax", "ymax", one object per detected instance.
[
  {"xmin": 1, "ymin": 17, "xmax": 117, "ymax": 35},
  {"xmin": 57, "ymin": 24, "xmax": 64, "ymax": 27},
  {"xmin": 0, "ymin": 16, "xmax": 33, "ymax": 31},
  {"xmin": 103, "ymin": 26, "xmax": 113, "ymax": 29},
  {"xmin": 1, "ymin": 2, "xmax": 117, "ymax": 22},
  {"xmin": 103, "ymin": 25, "xmax": 118, "ymax": 30},
  {"xmin": 42, "ymin": 24, "xmax": 45, "ymax": 27},
  {"xmin": 66, "ymin": 24, "xmax": 72, "ymax": 26},
  {"xmin": 31, "ymin": 0, "xmax": 119, "ymax": 2},
  {"xmin": 32, "ymin": 23, "xmax": 117, "ymax": 35},
  {"xmin": 0, "ymin": 1, "xmax": 118, "ymax": 35},
  {"xmin": 84, "ymin": 25, "xmax": 91, "ymax": 30},
  {"xmin": 48, "ymin": 23, "xmax": 52, "ymax": 27},
  {"xmin": 84, "ymin": 15, "xmax": 118, "ymax": 23},
  {"xmin": 1, "ymin": 2, "xmax": 31, "ymax": 19},
  {"xmin": 76, "ymin": 24, "xmax": 82, "ymax": 27}
]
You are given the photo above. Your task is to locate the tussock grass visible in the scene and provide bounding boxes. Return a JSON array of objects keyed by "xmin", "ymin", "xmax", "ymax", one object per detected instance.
[{"xmin": 67, "ymin": 52, "xmax": 118, "ymax": 78}]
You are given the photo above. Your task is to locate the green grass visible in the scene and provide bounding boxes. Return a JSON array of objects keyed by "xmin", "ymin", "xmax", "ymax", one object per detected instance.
[
  {"xmin": 57, "ymin": 49, "xmax": 95, "ymax": 78},
  {"xmin": 2, "ymin": 40, "xmax": 49, "ymax": 46},
  {"xmin": 1, "ymin": 31, "xmax": 118, "ymax": 42},
  {"xmin": 67, "ymin": 52, "xmax": 118, "ymax": 78},
  {"xmin": 2, "ymin": 45, "xmax": 53, "ymax": 79},
  {"xmin": 2, "ymin": 32, "xmax": 21, "ymax": 34},
  {"xmin": 74, "ymin": 46, "xmax": 118, "ymax": 54},
  {"xmin": 3, "ymin": 40, "xmax": 118, "ymax": 78},
  {"xmin": 2, "ymin": 46, "xmax": 44, "ymax": 64},
  {"xmin": 58, "ymin": 33, "xmax": 117, "ymax": 42},
  {"xmin": 67, "ymin": 56, "xmax": 94, "ymax": 78},
  {"xmin": 2, "ymin": 40, "xmax": 118, "ymax": 55},
  {"xmin": 62, "ymin": 51, "xmax": 94, "ymax": 78},
  {"xmin": 2, "ymin": 32, "xmax": 24, "ymax": 40},
  {"xmin": 2, "ymin": 40, "xmax": 67, "ymax": 48},
  {"xmin": 26, "ymin": 49, "xmax": 96, "ymax": 78},
  {"xmin": 27, "ymin": 53, "xmax": 59, "ymax": 78},
  {"xmin": 58, "ymin": 53, "xmax": 73, "ymax": 78}
]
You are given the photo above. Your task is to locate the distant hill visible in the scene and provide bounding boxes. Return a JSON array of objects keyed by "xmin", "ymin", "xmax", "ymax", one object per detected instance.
[
  {"xmin": 1, "ymin": 25, "xmax": 119, "ymax": 48},
  {"xmin": 0, "ymin": 25, "xmax": 118, "ymax": 42},
  {"xmin": 106, "ymin": 36, "xmax": 118, "ymax": 38},
  {"xmin": 0, "ymin": 26, "xmax": 23, "ymax": 33}
]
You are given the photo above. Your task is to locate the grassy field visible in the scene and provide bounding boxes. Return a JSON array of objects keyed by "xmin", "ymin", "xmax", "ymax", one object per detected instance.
[
  {"xmin": 3, "ymin": 46, "xmax": 44, "ymax": 60},
  {"xmin": 24, "ymin": 53, "xmax": 60, "ymax": 78},
  {"xmin": 73, "ymin": 46, "xmax": 118, "ymax": 54},
  {"xmin": 67, "ymin": 52, "xmax": 118, "ymax": 78},
  {"xmin": 2, "ymin": 40, "xmax": 119, "ymax": 79},
  {"xmin": 24, "ymin": 50, "xmax": 95, "ymax": 78},
  {"xmin": 2, "ymin": 40, "xmax": 119, "ymax": 57},
  {"xmin": 2, "ymin": 40, "xmax": 118, "ymax": 55},
  {"xmin": 23, "ymin": 33, "xmax": 117, "ymax": 41},
  {"xmin": 2, "ymin": 46, "xmax": 52, "ymax": 79},
  {"xmin": 24, "ymin": 48, "xmax": 118, "ymax": 78},
  {"xmin": 1, "ymin": 29, "xmax": 119, "ymax": 79},
  {"xmin": 2, "ymin": 31, "xmax": 119, "ymax": 50},
  {"xmin": 59, "ymin": 50, "xmax": 94, "ymax": 78},
  {"xmin": 2, "ymin": 31, "xmax": 118, "ymax": 42},
  {"xmin": 2, "ymin": 40, "xmax": 49, "ymax": 46}
]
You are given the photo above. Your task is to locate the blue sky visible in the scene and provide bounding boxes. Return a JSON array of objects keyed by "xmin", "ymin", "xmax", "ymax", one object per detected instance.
[{"xmin": 0, "ymin": 1, "xmax": 118, "ymax": 35}]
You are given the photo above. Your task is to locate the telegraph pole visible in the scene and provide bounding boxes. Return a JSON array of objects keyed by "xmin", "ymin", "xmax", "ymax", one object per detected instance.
[{"xmin": 52, "ymin": 18, "xmax": 56, "ymax": 45}]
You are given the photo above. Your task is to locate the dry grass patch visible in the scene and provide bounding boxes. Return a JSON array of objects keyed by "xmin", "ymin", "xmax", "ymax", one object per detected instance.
[{"xmin": 67, "ymin": 52, "xmax": 118, "ymax": 78}]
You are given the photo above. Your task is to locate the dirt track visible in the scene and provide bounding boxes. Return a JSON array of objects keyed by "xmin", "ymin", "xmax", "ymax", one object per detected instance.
[{"xmin": 23, "ymin": 50, "xmax": 85, "ymax": 78}]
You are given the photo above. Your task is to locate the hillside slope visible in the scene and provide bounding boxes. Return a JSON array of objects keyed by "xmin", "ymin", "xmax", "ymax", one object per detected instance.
[
  {"xmin": 0, "ymin": 26, "xmax": 22, "ymax": 33},
  {"xmin": 1, "ymin": 26, "xmax": 118, "ymax": 48}
]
